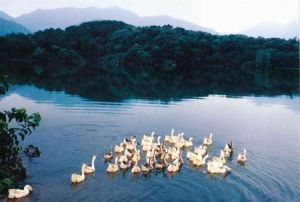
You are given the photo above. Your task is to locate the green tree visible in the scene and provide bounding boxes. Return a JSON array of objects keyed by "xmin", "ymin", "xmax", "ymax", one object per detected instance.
[{"xmin": 0, "ymin": 76, "xmax": 41, "ymax": 193}]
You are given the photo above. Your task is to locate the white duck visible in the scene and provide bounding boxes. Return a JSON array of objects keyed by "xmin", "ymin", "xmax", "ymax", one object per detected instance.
[
  {"xmin": 167, "ymin": 158, "xmax": 180, "ymax": 173},
  {"xmin": 114, "ymin": 143, "xmax": 125, "ymax": 153},
  {"xmin": 194, "ymin": 145, "xmax": 207, "ymax": 157},
  {"xmin": 142, "ymin": 132, "xmax": 155, "ymax": 144},
  {"xmin": 165, "ymin": 129, "xmax": 174, "ymax": 143},
  {"xmin": 207, "ymin": 163, "xmax": 232, "ymax": 174},
  {"xmin": 83, "ymin": 155, "xmax": 97, "ymax": 174},
  {"xmin": 237, "ymin": 149, "xmax": 247, "ymax": 163},
  {"xmin": 152, "ymin": 136, "xmax": 161, "ymax": 149},
  {"xmin": 184, "ymin": 137, "xmax": 193, "ymax": 147},
  {"xmin": 131, "ymin": 162, "xmax": 141, "ymax": 173},
  {"xmin": 142, "ymin": 156, "xmax": 153, "ymax": 172},
  {"xmin": 172, "ymin": 133, "xmax": 183, "ymax": 145},
  {"xmin": 192, "ymin": 154, "xmax": 209, "ymax": 166},
  {"xmin": 223, "ymin": 142, "xmax": 234, "ymax": 158},
  {"xmin": 132, "ymin": 149, "xmax": 141, "ymax": 164},
  {"xmin": 106, "ymin": 157, "xmax": 119, "ymax": 173},
  {"xmin": 71, "ymin": 164, "xmax": 86, "ymax": 184},
  {"xmin": 207, "ymin": 150, "xmax": 226, "ymax": 168},
  {"xmin": 119, "ymin": 160, "xmax": 132, "ymax": 169},
  {"xmin": 187, "ymin": 150, "xmax": 198, "ymax": 161},
  {"xmin": 203, "ymin": 133, "xmax": 213, "ymax": 146},
  {"xmin": 8, "ymin": 185, "xmax": 32, "ymax": 199}
]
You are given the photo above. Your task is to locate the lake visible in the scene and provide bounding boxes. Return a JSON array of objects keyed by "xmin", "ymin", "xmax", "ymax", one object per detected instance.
[{"xmin": 0, "ymin": 85, "xmax": 299, "ymax": 201}]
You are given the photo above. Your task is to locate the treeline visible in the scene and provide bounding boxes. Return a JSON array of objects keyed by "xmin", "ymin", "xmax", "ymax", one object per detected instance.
[{"xmin": 0, "ymin": 20, "xmax": 298, "ymax": 99}]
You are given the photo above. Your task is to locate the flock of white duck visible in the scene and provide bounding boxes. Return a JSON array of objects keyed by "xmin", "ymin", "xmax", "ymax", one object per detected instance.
[
  {"xmin": 8, "ymin": 129, "xmax": 247, "ymax": 199},
  {"xmin": 70, "ymin": 129, "xmax": 247, "ymax": 184}
]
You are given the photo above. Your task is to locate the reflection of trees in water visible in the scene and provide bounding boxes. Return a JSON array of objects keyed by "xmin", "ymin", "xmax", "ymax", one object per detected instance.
[{"xmin": 2, "ymin": 59, "xmax": 299, "ymax": 101}]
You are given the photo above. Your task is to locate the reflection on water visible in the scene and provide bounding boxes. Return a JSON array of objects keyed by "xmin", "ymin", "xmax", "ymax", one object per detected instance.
[{"xmin": 0, "ymin": 85, "xmax": 299, "ymax": 202}]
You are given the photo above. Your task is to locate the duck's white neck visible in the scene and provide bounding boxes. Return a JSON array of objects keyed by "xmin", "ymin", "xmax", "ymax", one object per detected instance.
[
  {"xmin": 91, "ymin": 157, "xmax": 96, "ymax": 169},
  {"xmin": 157, "ymin": 136, "xmax": 161, "ymax": 144},
  {"xmin": 203, "ymin": 155, "xmax": 208, "ymax": 162},
  {"xmin": 81, "ymin": 167, "xmax": 85, "ymax": 177},
  {"xmin": 244, "ymin": 149, "xmax": 247, "ymax": 155},
  {"xmin": 24, "ymin": 186, "xmax": 31, "ymax": 192}
]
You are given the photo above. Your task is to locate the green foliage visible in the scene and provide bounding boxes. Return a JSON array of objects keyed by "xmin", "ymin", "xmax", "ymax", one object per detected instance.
[
  {"xmin": 0, "ymin": 20, "xmax": 298, "ymax": 98},
  {"xmin": 0, "ymin": 78, "xmax": 41, "ymax": 192},
  {"xmin": 0, "ymin": 108, "xmax": 41, "ymax": 167},
  {"xmin": 0, "ymin": 178, "xmax": 15, "ymax": 193}
]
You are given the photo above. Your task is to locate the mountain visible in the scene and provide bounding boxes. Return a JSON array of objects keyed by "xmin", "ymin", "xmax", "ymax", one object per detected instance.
[
  {"xmin": 137, "ymin": 15, "xmax": 216, "ymax": 33},
  {"xmin": 241, "ymin": 21, "xmax": 299, "ymax": 39},
  {"xmin": 0, "ymin": 17, "xmax": 30, "ymax": 36},
  {"xmin": 0, "ymin": 10, "xmax": 14, "ymax": 20},
  {"xmin": 15, "ymin": 7, "xmax": 217, "ymax": 33}
]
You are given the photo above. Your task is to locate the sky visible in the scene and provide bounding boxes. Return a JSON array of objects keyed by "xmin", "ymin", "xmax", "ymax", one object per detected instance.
[{"xmin": 0, "ymin": 0, "xmax": 298, "ymax": 33}]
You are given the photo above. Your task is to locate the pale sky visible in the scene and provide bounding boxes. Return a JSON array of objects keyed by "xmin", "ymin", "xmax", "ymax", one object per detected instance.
[{"xmin": 0, "ymin": 0, "xmax": 298, "ymax": 33}]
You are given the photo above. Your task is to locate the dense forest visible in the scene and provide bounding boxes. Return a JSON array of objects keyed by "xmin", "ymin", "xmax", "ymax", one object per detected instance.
[{"xmin": 0, "ymin": 20, "xmax": 298, "ymax": 99}]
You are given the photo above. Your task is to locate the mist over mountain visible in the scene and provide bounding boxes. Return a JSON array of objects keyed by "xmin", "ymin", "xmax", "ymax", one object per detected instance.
[
  {"xmin": 0, "ymin": 6, "xmax": 298, "ymax": 38},
  {"xmin": 0, "ymin": 10, "xmax": 13, "ymax": 20},
  {"xmin": 241, "ymin": 21, "xmax": 299, "ymax": 39},
  {"xmin": 15, "ymin": 7, "xmax": 217, "ymax": 33}
]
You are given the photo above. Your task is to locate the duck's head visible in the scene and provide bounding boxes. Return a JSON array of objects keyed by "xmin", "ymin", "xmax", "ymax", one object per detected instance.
[
  {"xmin": 93, "ymin": 155, "xmax": 97, "ymax": 159},
  {"xmin": 24, "ymin": 185, "xmax": 33, "ymax": 191}
]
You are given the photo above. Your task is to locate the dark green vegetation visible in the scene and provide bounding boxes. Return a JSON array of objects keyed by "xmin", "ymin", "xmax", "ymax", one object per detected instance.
[
  {"xmin": 0, "ymin": 17, "xmax": 30, "ymax": 36},
  {"xmin": 0, "ymin": 77, "xmax": 41, "ymax": 193},
  {"xmin": 0, "ymin": 20, "xmax": 299, "ymax": 100}
]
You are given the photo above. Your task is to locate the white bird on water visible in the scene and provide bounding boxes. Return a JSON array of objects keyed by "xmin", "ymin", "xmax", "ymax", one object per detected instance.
[{"xmin": 8, "ymin": 185, "xmax": 33, "ymax": 199}]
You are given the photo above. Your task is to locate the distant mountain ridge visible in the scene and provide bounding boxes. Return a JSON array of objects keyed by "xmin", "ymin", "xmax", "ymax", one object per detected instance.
[
  {"xmin": 241, "ymin": 21, "xmax": 299, "ymax": 39},
  {"xmin": 15, "ymin": 7, "xmax": 217, "ymax": 33},
  {"xmin": 0, "ymin": 10, "xmax": 14, "ymax": 20},
  {"xmin": 0, "ymin": 17, "xmax": 30, "ymax": 36}
]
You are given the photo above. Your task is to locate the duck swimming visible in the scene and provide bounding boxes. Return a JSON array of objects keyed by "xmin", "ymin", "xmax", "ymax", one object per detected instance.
[
  {"xmin": 167, "ymin": 158, "xmax": 180, "ymax": 173},
  {"xmin": 192, "ymin": 154, "xmax": 209, "ymax": 166},
  {"xmin": 184, "ymin": 137, "xmax": 193, "ymax": 147},
  {"xmin": 203, "ymin": 133, "xmax": 213, "ymax": 146},
  {"xmin": 142, "ymin": 157, "xmax": 153, "ymax": 173},
  {"xmin": 104, "ymin": 147, "xmax": 113, "ymax": 161},
  {"xmin": 114, "ymin": 143, "xmax": 125, "ymax": 153},
  {"xmin": 83, "ymin": 155, "xmax": 97, "ymax": 174},
  {"xmin": 131, "ymin": 162, "xmax": 141, "ymax": 173},
  {"xmin": 106, "ymin": 157, "xmax": 119, "ymax": 173},
  {"xmin": 8, "ymin": 185, "xmax": 33, "ymax": 199},
  {"xmin": 165, "ymin": 129, "xmax": 174, "ymax": 143},
  {"xmin": 71, "ymin": 164, "xmax": 86, "ymax": 184},
  {"xmin": 207, "ymin": 163, "xmax": 232, "ymax": 174},
  {"xmin": 237, "ymin": 149, "xmax": 247, "ymax": 163},
  {"xmin": 120, "ymin": 160, "xmax": 132, "ymax": 170}
]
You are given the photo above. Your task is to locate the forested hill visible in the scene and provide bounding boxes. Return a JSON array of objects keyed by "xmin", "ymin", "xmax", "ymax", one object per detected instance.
[
  {"xmin": 0, "ymin": 20, "xmax": 298, "ymax": 99},
  {"xmin": 0, "ymin": 17, "xmax": 30, "ymax": 36}
]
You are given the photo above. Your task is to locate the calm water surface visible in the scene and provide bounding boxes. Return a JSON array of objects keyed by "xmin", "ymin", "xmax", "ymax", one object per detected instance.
[{"xmin": 1, "ymin": 85, "xmax": 299, "ymax": 202}]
